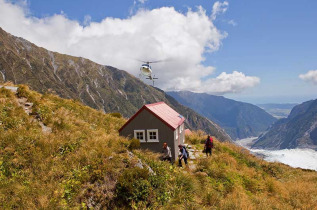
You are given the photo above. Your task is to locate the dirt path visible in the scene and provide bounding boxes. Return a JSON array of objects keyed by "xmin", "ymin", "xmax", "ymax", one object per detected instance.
[{"xmin": 184, "ymin": 144, "xmax": 208, "ymax": 171}]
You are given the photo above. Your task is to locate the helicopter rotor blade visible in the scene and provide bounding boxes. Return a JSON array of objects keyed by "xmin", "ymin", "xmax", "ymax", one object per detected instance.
[
  {"xmin": 135, "ymin": 58, "xmax": 172, "ymax": 64},
  {"xmin": 136, "ymin": 59, "xmax": 148, "ymax": 63},
  {"xmin": 147, "ymin": 60, "xmax": 163, "ymax": 63}
]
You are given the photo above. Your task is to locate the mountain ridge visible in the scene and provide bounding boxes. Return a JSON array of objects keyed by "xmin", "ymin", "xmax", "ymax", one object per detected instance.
[
  {"xmin": 253, "ymin": 99, "xmax": 317, "ymax": 150},
  {"xmin": 0, "ymin": 27, "xmax": 231, "ymax": 141},
  {"xmin": 167, "ymin": 91, "xmax": 276, "ymax": 140}
]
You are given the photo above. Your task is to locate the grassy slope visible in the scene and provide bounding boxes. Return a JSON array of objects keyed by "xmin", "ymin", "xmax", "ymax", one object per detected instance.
[{"xmin": 0, "ymin": 85, "xmax": 317, "ymax": 209}]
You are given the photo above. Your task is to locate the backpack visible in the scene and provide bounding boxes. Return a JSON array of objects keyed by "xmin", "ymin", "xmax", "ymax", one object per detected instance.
[
  {"xmin": 206, "ymin": 137, "xmax": 213, "ymax": 149},
  {"xmin": 183, "ymin": 146, "xmax": 190, "ymax": 159}
]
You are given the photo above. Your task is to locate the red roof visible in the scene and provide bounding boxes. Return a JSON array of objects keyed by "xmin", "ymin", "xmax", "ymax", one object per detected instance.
[
  {"xmin": 185, "ymin": 129, "xmax": 192, "ymax": 135},
  {"xmin": 119, "ymin": 102, "xmax": 185, "ymax": 132}
]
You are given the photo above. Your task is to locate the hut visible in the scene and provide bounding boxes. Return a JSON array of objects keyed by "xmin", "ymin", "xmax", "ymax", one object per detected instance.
[
  {"xmin": 119, "ymin": 102, "xmax": 185, "ymax": 160},
  {"xmin": 185, "ymin": 129, "xmax": 192, "ymax": 136}
]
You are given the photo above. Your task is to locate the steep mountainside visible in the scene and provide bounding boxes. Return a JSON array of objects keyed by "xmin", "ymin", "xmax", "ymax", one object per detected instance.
[
  {"xmin": 168, "ymin": 91, "xmax": 276, "ymax": 140},
  {"xmin": 253, "ymin": 99, "xmax": 317, "ymax": 149},
  {"xmin": 0, "ymin": 27, "xmax": 230, "ymax": 141}
]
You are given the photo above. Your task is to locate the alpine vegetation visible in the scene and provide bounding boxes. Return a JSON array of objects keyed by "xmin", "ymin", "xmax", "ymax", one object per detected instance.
[{"xmin": 1, "ymin": 85, "xmax": 317, "ymax": 209}]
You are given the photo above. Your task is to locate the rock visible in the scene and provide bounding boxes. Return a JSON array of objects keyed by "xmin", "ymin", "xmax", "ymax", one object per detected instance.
[
  {"xmin": 189, "ymin": 163, "xmax": 196, "ymax": 170},
  {"xmin": 135, "ymin": 159, "xmax": 144, "ymax": 169},
  {"xmin": 189, "ymin": 156, "xmax": 196, "ymax": 160},
  {"xmin": 0, "ymin": 86, "xmax": 18, "ymax": 92},
  {"xmin": 24, "ymin": 102, "xmax": 33, "ymax": 107},
  {"xmin": 127, "ymin": 151, "xmax": 155, "ymax": 175},
  {"xmin": 39, "ymin": 122, "xmax": 52, "ymax": 134}
]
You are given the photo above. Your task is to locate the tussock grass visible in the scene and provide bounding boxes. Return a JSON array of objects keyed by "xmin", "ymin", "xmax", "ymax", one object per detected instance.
[{"xmin": 1, "ymin": 85, "xmax": 317, "ymax": 209}]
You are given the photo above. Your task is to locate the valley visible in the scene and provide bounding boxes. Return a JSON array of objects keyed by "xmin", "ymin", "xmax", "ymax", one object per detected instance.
[
  {"xmin": 168, "ymin": 91, "xmax": 276, "ymax": 140},
  {"xmin": 257, "ymin": 103, "xmax": 297, "ymax": 119},
  {"xmin": 236, "ymin": 137, "xmax": 317, "ymax": 171},
  {"xmin": 253, "ymin": 99, "xmax": 317, "ymax": 150}
]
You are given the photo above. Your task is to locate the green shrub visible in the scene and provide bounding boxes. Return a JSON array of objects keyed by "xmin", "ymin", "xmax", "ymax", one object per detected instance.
[
  {"xmin": 16, "ymin": 85, "xmax": 37, "ymax": 103},
  {"xmin": 128, "ymin": 138, "xmax": 140, "ymax": 150},
  {"xmin": 202, "ymin": 190, "xmax": 222, "ymax": 206},
  {"xmin": 0, "ymin": 87, "xmax": 14, "ymax": 98},
  {"xmin": 186, "ymin": 130, "xmax": 207, "ymax": 145},
  {"xmin": 262, "ymin": 163, "xmax": 283, "ymax": 178},
  {"xmin": 187, "ymin": 136, "xmax": 201, "ymax": 145},
  {"xmin": 36, "ymin": 105, "xmax": 53, "ymax": 124},
  {"xmin": 16, "ymin": 85, "xmax": 29, "ymax": 98},
  {"xmin": 109, "ymin": 112, "xmax": 122, "ymax": 118},
  {"xmin": 115, "ymin": 168, "xmax": 151, "ymax": 208}
]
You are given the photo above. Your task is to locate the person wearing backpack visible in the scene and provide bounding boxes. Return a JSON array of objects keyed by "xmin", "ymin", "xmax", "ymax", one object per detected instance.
[
  {"xmin": 178, "ymin": 144, "xmax": 188, "ymax": 167},
  {"xmin": 182, "ymin": 145, "xmax": 190, "ymax": 160},
  {"xmin": 204, "ymin": 135, "xmax": 214, "ymax": 157}
]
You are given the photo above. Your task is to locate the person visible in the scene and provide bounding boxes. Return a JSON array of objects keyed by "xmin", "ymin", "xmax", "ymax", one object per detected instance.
[
  {"xmin": 204, "ymin": 135, "xmax": 213, "ymax": 157},
  {"xmin": 162, "ymin": 142, "xmax": 172, "ymax": 163},
  {"xmin": 178, "ymin": 144, "xmax": 188, "ymax": 167}
]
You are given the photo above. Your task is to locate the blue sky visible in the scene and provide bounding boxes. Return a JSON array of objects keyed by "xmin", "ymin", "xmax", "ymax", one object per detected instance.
[{"xmin": 1, "ymin": 0, "xmax": 317, "ymax": 104}]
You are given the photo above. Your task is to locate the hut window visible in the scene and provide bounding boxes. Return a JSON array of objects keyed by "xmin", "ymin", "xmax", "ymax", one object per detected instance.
[
  {"xmin": 134, "ymin": 130, "xmax": 145, "ymax": 142},
  {"xmin": 175, "ymin": 127, "xmax": 178, "ymax": 140},
  {"xmin": 147, "ymin": 129, "xmax": 159, "ymax": 142},
  {"xmin": 180, "ymin": 124, "xmax": 184, "ymax": 133}
]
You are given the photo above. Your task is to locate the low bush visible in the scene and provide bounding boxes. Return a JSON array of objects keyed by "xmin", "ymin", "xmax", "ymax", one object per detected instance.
[
  {"xmin": 109, "ymin": 112, "xmax": 122, "ymax": 118},
  {"xmin": 128, "ymin": 138, "xmax": 140, "ymax": 150},
  {"xmin": 115, "ymin": 167, "xmax": 151, "ymax": 208},
  {"xmin": 186, "ymin": 130, "xmax": 207, "ymax": 145}
]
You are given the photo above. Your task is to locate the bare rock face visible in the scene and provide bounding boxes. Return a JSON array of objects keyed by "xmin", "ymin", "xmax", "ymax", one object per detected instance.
[{"xmin": 0, "ymin": 27, "xmax": 231, "ymax": 142}]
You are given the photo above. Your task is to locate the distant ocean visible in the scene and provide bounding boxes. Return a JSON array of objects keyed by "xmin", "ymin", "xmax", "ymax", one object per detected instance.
[{"xmin": 236, "ymin": 137, "xmax": 317, "ymax": 171}]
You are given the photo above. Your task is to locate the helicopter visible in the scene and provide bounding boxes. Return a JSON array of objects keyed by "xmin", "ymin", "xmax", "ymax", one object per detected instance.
[{"xmin": 139, "ymin": 60, "xmax": 161, "ymax": 86}]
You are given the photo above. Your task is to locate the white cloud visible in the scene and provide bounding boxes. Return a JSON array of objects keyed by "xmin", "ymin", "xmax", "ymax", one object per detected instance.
[
  {"xmin": 228, "ymin": 19, "xmax": 237, "ymax": 26},
  {"xmin": 211, "ymin": 1, "xmax": 229, "ymax": 20},
  {"xmin": 130, "ymin": 0, "xmax": 147, "ymax": 15},
  {"xmin": 251, "ymin": 148, "xmax": 317, "ymax": 171},
  {"xmin": 83, "ymin": 15, "xmax": 92, "ymax": 26},
  {"xmin": 299, "ymin": 70, "xmax": 317, "ymax": 84},
  {"xmin": 171, "ymin": 71, "xmax": 260, "ymax": 95},
  {"xmin": 0, "ymin": 0, "xmax": 259, "ymax": 94},
  {"xmin": 138, "ymin": 0, "xmax": 147, "ymax": 4}
]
